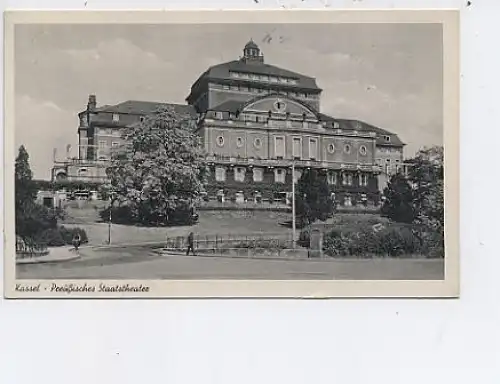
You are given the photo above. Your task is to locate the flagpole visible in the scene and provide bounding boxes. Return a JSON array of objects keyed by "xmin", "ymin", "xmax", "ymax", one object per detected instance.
[{"xmin": 292, "ymin": 160, "xmax": 296, "ymax": 249}]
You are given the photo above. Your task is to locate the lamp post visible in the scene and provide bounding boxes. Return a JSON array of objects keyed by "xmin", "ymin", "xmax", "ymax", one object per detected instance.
[
  {"xmin": 107, "ymin": 190, "xmax": 114, "ymax": 245},
  {"xmin": 107, "ymin": 196, "xmax": 112, "ymax": 245},
  {"xmin": 291, "ymin": 161, "xmax": 296, "ymax": 249}
]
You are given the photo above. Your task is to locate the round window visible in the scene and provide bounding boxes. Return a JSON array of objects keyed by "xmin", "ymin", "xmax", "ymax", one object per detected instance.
[
  {"xmin": 328, "ymin": 143, "xmax": 335, "ymax": 154},
  {"xmin": 344, "ymin": 144, "xmax": 351, "ymax": 154},
  {"xmin": 254, "ymin": 138, "xmax": 262, "ymax": 149},
  {"xmin": 273, "ymin": 100, "xmax": 286, "ymax": 112},
  {"xmin": 359, "ymin": 145, "xmax": 367, "ymax": 155},
  {"xmin": 236, "ymin": 137, "xmax": 244, "ymax": 148},
  {"xmin": 216, "ymin": 136, "xmax": 225, "ymax": 147}
]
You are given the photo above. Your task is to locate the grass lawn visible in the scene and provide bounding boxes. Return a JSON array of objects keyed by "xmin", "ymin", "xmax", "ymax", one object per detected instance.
[{"xmin": 62, "ymin": 204, "xmax": 295, "ymax": 246}]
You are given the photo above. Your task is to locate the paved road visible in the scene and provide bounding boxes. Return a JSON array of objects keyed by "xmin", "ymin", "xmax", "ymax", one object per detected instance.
[{"xmin": 17, "ymin": 246, "xmax": 444, "ymax": 280}]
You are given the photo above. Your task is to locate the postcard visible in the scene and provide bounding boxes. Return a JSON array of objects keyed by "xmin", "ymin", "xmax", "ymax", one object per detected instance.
[{"xmin": 3, "ymin": 10, "xmax": 460, "ymax": 298}]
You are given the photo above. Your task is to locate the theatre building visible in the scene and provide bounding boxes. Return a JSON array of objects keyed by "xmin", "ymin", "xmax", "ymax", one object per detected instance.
[{"xmin": 52, "ymin": 40, "xmax": 406, "ymax": 207}]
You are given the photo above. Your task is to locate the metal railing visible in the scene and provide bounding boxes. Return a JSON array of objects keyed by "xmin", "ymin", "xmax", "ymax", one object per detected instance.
[
  {"xmin": 15, "ymin": 238, "xmax": 49, "ymax": 259},
  {"xmin": 165, "ymin": 232, "xmax": 295, "ymax": 251}
]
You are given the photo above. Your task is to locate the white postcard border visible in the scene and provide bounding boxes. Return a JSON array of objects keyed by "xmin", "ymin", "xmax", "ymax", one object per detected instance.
[{"xmin": 3, "ymin": 9, "xmax": 460, "ymax": 298}]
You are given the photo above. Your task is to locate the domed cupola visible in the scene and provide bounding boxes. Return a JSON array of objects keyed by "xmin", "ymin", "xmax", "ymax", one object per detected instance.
[{"xmin": 242, "ymin": 39, "xmax": 264, "ymax": 64}]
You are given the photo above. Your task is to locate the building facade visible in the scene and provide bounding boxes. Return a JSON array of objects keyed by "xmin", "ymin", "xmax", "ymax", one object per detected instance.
[{"xmin": 52, "ymin": 40, "xmax": 406, "ymax": 206}]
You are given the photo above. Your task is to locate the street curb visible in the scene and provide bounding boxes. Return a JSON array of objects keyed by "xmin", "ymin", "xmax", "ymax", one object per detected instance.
[{"xmin": 16, "ymin": 252, "xmax": 82, "ymax": 265}]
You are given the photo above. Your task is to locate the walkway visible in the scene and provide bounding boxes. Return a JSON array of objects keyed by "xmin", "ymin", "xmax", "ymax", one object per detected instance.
[{"xmin": 16, "ymin": 246, "xmax": 81, "ymax": 265}]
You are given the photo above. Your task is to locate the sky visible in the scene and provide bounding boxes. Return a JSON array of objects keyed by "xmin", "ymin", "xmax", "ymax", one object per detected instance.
[{"xmin": 14, "ymin": 23, "xmax": 443, "ymax": 179}]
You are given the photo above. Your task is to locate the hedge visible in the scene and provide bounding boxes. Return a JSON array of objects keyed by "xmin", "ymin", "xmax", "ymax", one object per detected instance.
[
  {"xmin": 299, "ymin": 221, "xmax": 443, "ymax": 258},
  {"xmin": 36, "ymin": 226, "xmax": 89, "ymax": 247}
]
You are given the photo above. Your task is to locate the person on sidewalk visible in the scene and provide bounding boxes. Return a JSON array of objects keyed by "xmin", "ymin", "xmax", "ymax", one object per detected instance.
[
  {"xmin": 186, "ymin": 232, "xmax": 196, "ymax": 256},
  {"xmin": 72, "ymin": 233, "xmax": 81, "ymax": 252}
]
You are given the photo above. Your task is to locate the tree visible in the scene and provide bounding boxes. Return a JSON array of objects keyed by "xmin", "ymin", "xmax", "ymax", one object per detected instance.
[
  {"xmin": 408, "ymin": 146, "xmax": 444, "ymax": 256},
  {"xmin": 408, "ymin": 146, "xmax": 444, "ymax": 229},
  {"xmin": 381, "ymin": 173, "xmax": 415, "ymax": 223},
  {"xmin": 295, "ymin": 169, "xmax": 333, "ymax": 226},
  {"xmin": 106, "ymin": 105, "xmax": 207, "ymax": 226},
  {"xmin": 15, "ymin": 145, "xmax": 38, "ymax": 208},
  {"xmin": 15, "ymin": 145, "xmax": 60, "ymax": 240}
]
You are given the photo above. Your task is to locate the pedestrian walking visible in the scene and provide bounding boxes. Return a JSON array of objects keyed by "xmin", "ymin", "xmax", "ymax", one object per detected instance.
[
  {"xmin": 72, "ymin": 233, "xmax": 81, "ymax": 253},
  {"xmin": 186, "ymin": 231, "xmax": 196, "ymax": 256}
]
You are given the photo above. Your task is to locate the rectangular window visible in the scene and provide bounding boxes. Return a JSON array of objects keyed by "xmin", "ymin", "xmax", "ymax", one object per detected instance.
[
  {"xmin": 342, "ymin": 172, "xmax": 353, "ymax": 186},
  {"xmin": 253, "ymin": 168, "xmax": 263, "ymax": 182},
  {"xmin": 275, "ymin": 136, "xmax": 285, "ymax": 159},
  {"xmin": 215, "ymin": 167, "xmax": 226, "ymax": 182},
  {"xmin": 309, "ymin": 138, "xmax": 318, "ymax": 160},
  {"xmin": 293, "ymin": 169, "xmax": 302, "ymax": 183},
  {"xmin": 111, "ymin": 141, "xmax": 120, "ymax": 148},
  {"xmin": 292, "ymin": 137, "xmax": 302, "ymax": 159},
  {"xmin": 327, "ymin": 172, "xmax": 337, "ymax": 185},
  {"xmin": 112, "ymin": 113, "xmax": 120, "ymax": 122},
  {"xmin": 359, "ymin": 174, "xmax": 368, "ymax": 186},
  {"xmin": 98, "ymin": 141, "xmax": 107, "ymax": 149},
  {"xmin": 275, "ymin": 169, "xmax": 286, "ymax": 183},
  {"xmin": 234, "ymin": 167, "xmax": 245, "ymax": 182}
]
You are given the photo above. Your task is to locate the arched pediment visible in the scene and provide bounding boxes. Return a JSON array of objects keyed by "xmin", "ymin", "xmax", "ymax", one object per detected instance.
[{"xmin": 241, "ymin": 93, "xmax": 319, "ymax": 120}]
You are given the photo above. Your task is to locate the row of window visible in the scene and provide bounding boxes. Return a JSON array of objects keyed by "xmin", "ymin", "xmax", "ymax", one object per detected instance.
[
  {"xmin": 98, "ymin": 141, "xmax": 121, "ymax": 149},
  {"xmin": 216, "ymin": 135, "xmax": 368, "ymax": 157},
  {"xmin": 377, "ymin": 146, "xmax": 401, "ymax": 153},
  {"xmin": 229, "ymin": 71, "xmax": 299, "ymax": 85},
  {"xmin": 214, "ymin": 166, "xmax": 369, "ymax": 186},
  {"xmin": 220, "ymin": 83, "xmax": 318, "ymax": 99},
  {"xmin": 110, "ymin": 114, "xmax": 144, "ymax": 123}
]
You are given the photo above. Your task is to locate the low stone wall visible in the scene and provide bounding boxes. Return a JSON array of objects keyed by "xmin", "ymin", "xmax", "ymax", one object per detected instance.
[{"xmin": 159, "ymin": 246, "xmax": 310, "ymax": 260}]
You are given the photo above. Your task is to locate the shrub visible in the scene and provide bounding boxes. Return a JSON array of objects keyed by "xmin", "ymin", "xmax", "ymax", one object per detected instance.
[
  {"xmin": 36, "ymin": 228, "xmax": 66, "ymax": 247},
  {"xmin": 298, "ymin": 228, "xmax": 311, "ymax": 248},
  {"xmin": 100, "ymin": 203, "xmax": 198, "ymax": 227},
  {"xmin": 323, "ymin": 224, "xmax": 425, "ymax": 258},
  {"xmin": 35, "ymin": 226, "xmax": 88, "ymax": 247},
  {"xmin": 233, "ymin": 239, "xmax": 290, "ymax": 250}
]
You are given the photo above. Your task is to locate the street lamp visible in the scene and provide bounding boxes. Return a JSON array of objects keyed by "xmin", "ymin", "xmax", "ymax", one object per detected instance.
[
  {"xmin": 291, "ymin": 161, "xmax": 296, "ymax": 249},
  {"xmin": 107, "ymin": 190, "xmax": 115, "ymax": 245}
]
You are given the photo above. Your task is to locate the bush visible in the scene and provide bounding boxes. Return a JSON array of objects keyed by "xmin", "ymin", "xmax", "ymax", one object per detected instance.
[
  {"xmin": 99, "ymin": 205, "xmax": 135, "ymax": 225},
  {"xmin": 233, "ymin": 239, "xmax": 290, "ymax": 250},
  {"xmin": 35, "ymin": 226, "xmax": 88, "ymax": 247},
  {"xmin": 322, "ymin": 224, "xmax": 425, "ymax": 258},
  {"xmin": 99, "ymin": 204, "xmax": 198, "ymax": 227},
  {"xmin": 298, "ymin": 228, "xmax": 311, "ymax": 248}
]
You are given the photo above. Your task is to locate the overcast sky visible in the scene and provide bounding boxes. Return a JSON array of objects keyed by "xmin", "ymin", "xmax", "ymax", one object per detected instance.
[{"xmin": 14, "ymin": 23, "xmax": 443, "ymax": 179}]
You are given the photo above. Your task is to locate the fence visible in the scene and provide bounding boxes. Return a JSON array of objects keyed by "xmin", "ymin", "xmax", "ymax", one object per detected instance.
[
  {"xmin": 165, "ymin": 232, "xmax": 296, "ymax": 251},
  {"xmin": 16, "ymin": 237, "xmax": 49, "ymax": 259},
  {"xmin": 162, "ymin": 232, "xmax": 311, "ymax": 260}
]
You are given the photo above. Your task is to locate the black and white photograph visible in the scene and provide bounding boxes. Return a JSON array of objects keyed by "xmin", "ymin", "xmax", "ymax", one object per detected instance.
[{"xmin": 4, "ymin": 10, "xmax": 460, "ymax": 297}]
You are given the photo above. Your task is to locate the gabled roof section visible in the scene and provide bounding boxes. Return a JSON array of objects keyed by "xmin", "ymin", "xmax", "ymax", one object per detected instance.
[
  {"xmin": 320, "ymin": 113, "xmax": 405, "ymax": 146},
  {"xmin": 192, "ymin": 60, "xmax": 321, "ymax": 91},
  {"xmin": 100, "ymin": 100, "xmax": 197, "ymax": 117},
  {"xmin": 211, "ymin": 100, "xmax": 245, "ymax": 114}
]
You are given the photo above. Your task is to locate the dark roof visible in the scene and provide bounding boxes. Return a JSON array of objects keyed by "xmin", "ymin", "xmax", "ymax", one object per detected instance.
[
  {"xmin": 245, "ymin": 40, "xmax": 259, "ymax": 49},
  {"xmin": 99, "ymin": 100, "xmax": 197, "ymax": 117},
  {"xmin": 192, "ymin": 60, "xmax": 321, "ymax": 91},
  {"xmin": 211, "ymin": 100, "xmax": 245, "ymax": 114},
  {"xmin": 320, "ymin": 113, "xmax": 405, "ymax": 146}
]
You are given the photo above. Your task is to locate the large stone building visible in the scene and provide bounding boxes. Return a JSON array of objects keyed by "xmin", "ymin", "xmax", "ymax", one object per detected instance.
[{"xmin": 52, "ymin": 40, "xmax": 407, "ymax": 206}]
